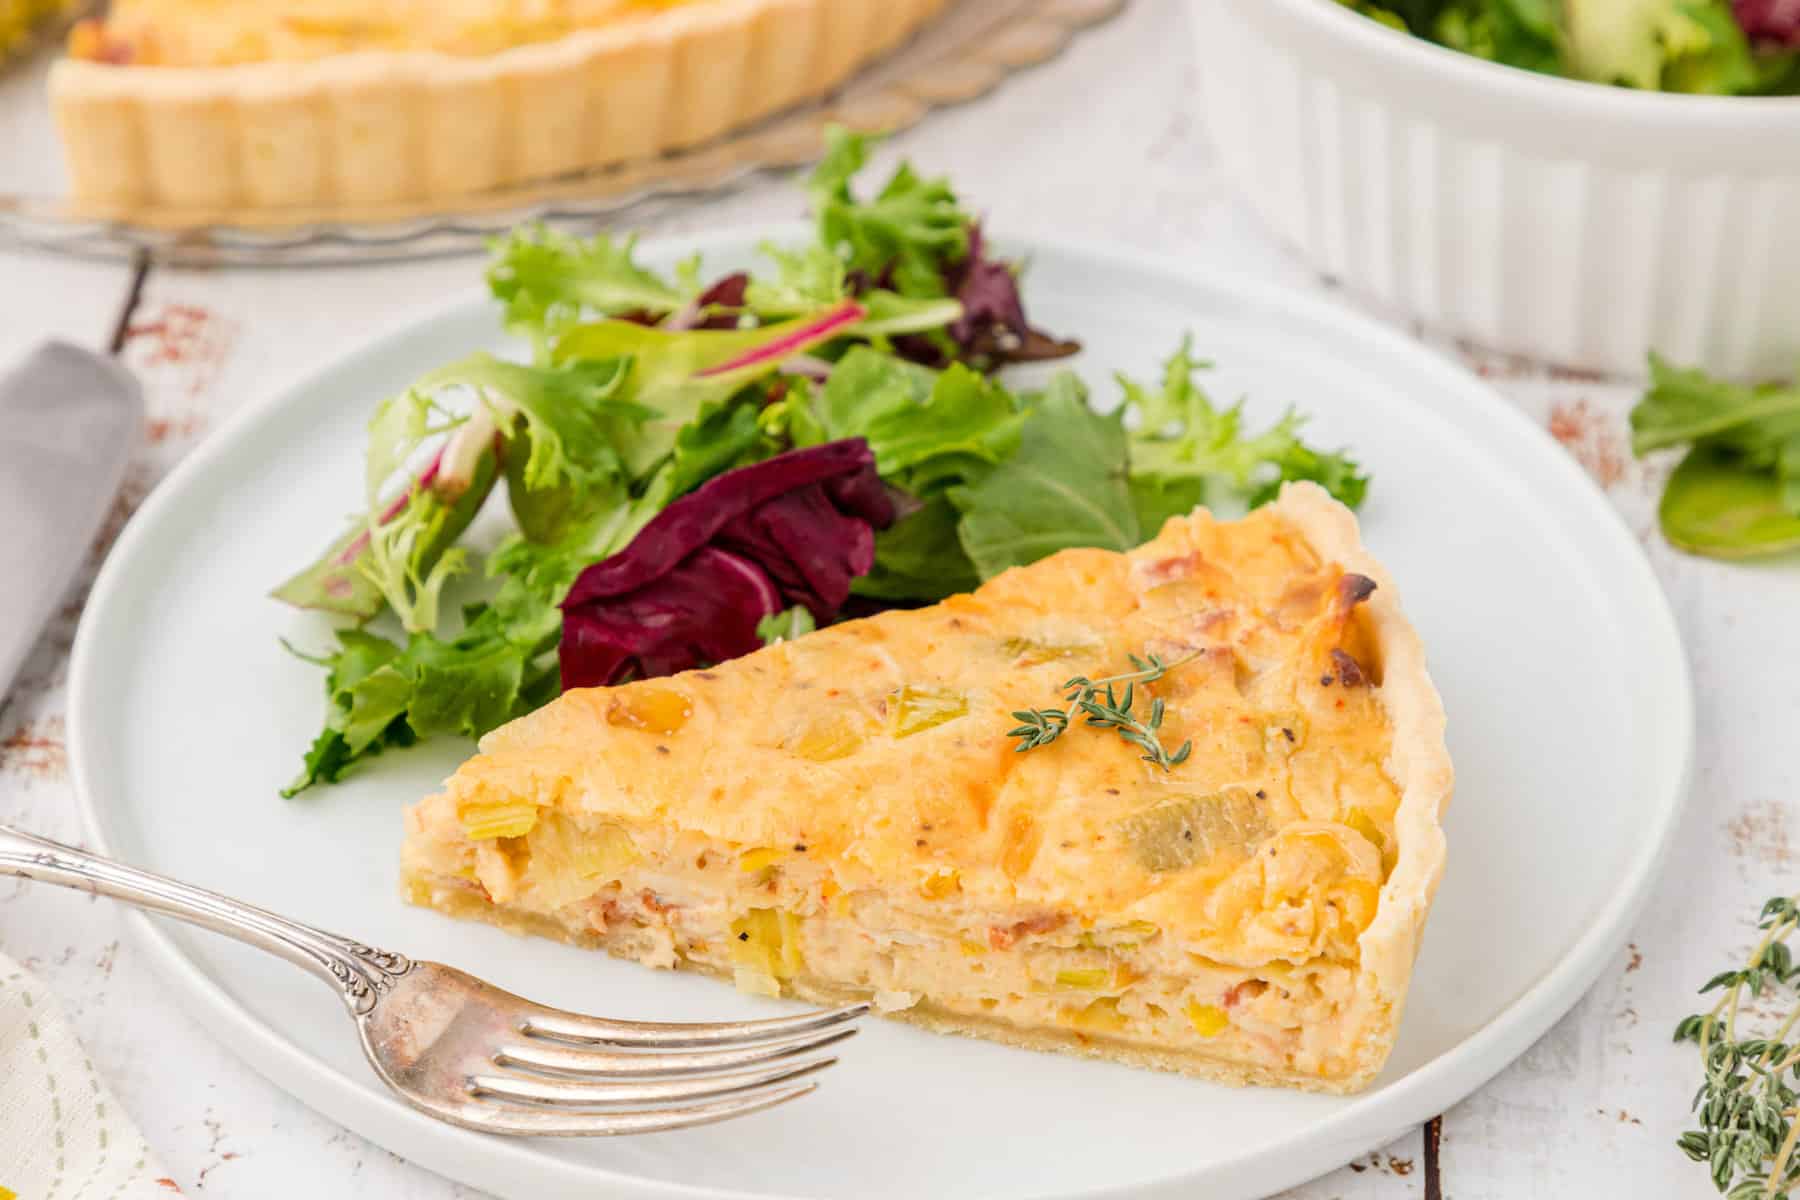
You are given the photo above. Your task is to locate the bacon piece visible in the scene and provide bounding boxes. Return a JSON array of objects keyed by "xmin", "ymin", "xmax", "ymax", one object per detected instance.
[{"xmin": 987, "ymin": 912, "xmax": 1065, "ymax": 950}]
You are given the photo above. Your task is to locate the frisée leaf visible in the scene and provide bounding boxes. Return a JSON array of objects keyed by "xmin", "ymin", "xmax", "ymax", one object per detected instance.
[{"xmin": 1121, "ymin": 336, "xmax": 1368, "ymax": 515}]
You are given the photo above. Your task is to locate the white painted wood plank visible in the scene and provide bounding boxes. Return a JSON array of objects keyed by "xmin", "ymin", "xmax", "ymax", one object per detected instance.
[{"xmin": 0, "ymin": 246, "xmax": 129, "ymax": 360}]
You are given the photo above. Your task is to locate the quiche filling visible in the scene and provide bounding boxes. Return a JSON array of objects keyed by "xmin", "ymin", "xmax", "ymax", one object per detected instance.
[
  {"xmin": 401, "ymin": 488, "xmax": 1451, "ymax": 1092},
  {"xmin": 69, "ymin": 0, "xmax": 711, "ymax": 65}
]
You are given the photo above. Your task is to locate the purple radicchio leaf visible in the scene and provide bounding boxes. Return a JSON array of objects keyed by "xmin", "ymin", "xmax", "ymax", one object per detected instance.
[
  {"xmin": 559, "ymin": 547, "xmax": 782, "ymax": 687},
  {"xmin": 947, "ymin": 224, "xmax": 1081, "ymax": 367},
  {"xmin": 616, "ymin": 272, "xmax": 752, "ymax": 330},
  {"xmin": 664, "ymin": 273, "xmax": 752, "ymax": 331},
  {"xmin": 879, "ymin": 225, "xmax": 1079, "ymax": 370},
  {"xmin": 559, "ymin": 439, "xmax": 896, "ymax": 689},
  {"xmin": 1736, "ymin": 0, "xmax": 1800, "ymax": 45}
]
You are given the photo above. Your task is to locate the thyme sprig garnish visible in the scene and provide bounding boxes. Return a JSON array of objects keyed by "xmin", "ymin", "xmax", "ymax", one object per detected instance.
[
  {"xmin": 1008, "ymin": 651, "xmax": 1197, "ymax": 771},
  {"xmin": 1676, "ymin": 893, "xmax": 1800, "ymax": 1198}
]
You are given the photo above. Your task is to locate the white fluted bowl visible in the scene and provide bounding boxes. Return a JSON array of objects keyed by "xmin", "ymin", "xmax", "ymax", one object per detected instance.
[{"xmin": 1191, "ymin": 0, "xmax": 1800, "ymax": 377}]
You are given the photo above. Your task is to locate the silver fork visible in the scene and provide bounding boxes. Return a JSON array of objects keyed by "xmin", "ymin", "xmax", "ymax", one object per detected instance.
[{"xmin": 0, "ymin": 826, "xmax": 864, "ymax": 1135}]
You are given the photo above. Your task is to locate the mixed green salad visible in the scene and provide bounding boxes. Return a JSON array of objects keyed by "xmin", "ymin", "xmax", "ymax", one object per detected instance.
[
  {"xmin": 275, "ymin": 128, "xmax": 1368, "ymax": 795},
  {"xmin": 1338, "ymin": 0, "xmax": 1800, "ymax": 94}
]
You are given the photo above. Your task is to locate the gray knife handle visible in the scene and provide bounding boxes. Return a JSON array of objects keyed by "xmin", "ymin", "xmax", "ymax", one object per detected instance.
[{"xmin": 0, "ymin": 342, "xmax": 143, "ymax": 700}]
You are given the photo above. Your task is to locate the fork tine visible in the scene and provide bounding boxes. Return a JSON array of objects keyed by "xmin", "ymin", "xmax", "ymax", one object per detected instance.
[
  {"xmin": 496, "ymin": 1024, "xmax": 856, "ymax": 1079},
  {"xmin": 522, "ymin": 1001, "xmax": 868, "ymax": 1048},
  {"xmin": 471, "ymin": 1055, "xmax": 835, "ymax": 1108},
  {"xmin": 461, "ymin": 1084, "xmax": 818, "ymax": 1137}
]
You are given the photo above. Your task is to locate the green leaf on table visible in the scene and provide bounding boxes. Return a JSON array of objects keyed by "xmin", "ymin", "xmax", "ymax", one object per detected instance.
[
  {"xmin": 1656, "ymin": 442, "xmax": 1800, "ymax": 560},
  {"xmin": 1630, "ymin": 355, "xmax": 1800, "ymax": 559},
  {"xmin": 1631, "ymin": 354, "xmax": 1800, "ymax": 460}
]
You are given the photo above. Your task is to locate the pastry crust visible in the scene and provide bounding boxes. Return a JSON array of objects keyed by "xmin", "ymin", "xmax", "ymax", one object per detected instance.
[
  {"xmin": 402, "ymin": 483, "xmax": 1453, "ymax": 1093},
  {"xmin": 1271, "ymin": 483, "xmax": 1454, "ymax": 1086},
  {"xmin": 49, "ymin": 0, "xmax": 951, "ymax": 213}
]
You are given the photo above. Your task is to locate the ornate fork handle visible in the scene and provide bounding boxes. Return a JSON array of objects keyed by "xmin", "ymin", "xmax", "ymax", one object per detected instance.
[{"xmin": 0, "ymin": 824, "xmax": 411, "ymax": 1013}]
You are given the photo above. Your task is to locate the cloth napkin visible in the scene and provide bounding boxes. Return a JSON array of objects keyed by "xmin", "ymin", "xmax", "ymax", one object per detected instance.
[{"xmin": 0, "ymin": 949, "xmax": 174, "ymax": 1199}]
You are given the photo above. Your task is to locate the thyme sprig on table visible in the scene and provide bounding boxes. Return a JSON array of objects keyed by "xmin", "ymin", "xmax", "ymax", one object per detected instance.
[
  {"xmin": 1008, "ymin": 651, "xmax": 1197, "ymax": 771},
  {"xmin": 1676, "ymin": 894, "xmax": 1800, "ymax": 1198}
]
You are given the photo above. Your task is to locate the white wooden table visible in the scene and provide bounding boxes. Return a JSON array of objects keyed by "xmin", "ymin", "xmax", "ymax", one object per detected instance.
[{"xmin": 0, "ymin": 2, "xmax": 1782, "ymax": 1196}]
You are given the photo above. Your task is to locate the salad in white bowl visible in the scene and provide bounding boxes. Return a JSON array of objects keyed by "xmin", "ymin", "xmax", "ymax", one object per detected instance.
[
  {"xmin": 1191, "ymin": 0, "xmax": 1800, "ymax": 377},
  {"xmin": 1339, "ymin": 0, "xmax": 1800, "ymax": 94}
]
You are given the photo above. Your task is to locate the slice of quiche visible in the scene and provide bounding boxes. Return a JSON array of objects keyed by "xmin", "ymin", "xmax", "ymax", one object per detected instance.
[{"xmin": 402, "ymin": 483, "xmax": 1452, "ymax": 1093}]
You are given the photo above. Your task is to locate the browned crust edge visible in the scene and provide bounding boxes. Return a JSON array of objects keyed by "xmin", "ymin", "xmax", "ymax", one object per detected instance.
[{"xmin": 1267, "ymin": 481, "xmax": 1454, "ymax": 1089}]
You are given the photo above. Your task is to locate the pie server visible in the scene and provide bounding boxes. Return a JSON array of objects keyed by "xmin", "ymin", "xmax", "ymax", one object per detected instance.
[{"xmin": 0, "ymin": 341, "xmax": 142, "ymax": 700}]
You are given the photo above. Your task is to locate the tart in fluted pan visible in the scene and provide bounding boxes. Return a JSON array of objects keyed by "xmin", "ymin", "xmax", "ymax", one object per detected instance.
[
  {"xmin": 401, "ymin": 484, "xmax": 1453, "ymax": 1093},
  {"xmin": 52, "ymin": 0, "xmax": 951, "ymax": 210}
]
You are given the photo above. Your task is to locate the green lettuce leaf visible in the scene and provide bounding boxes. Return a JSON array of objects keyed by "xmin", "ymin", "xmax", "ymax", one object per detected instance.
[
  {"xmin": 1630, "ymin": 355, "xmax": 1800, "ymax": 557},
  {"xmin": 1435, "ymin": 0, "xmax": 1562, "ymax": 75},
  {"xmin": 1335, "ymin": 0, "xmax": 1452, "ymax": 32},
  {"xmin": 553, "ymin": 303, "xmax": 863, "ymax": 478},
  {"xmin": 808, "ymin": 127, "xmax": 970, "ymax": 298},
  {"xmin": 357, "ymin": 392, "xmax": 483, "ymax": 635},
  {"xmin": 1631, "ymin": 354, "xmax": 1800, "ymax": 461},
  {"xmin": 270, "ymin": 444, "xmax": 498, "ymax": 625},
  {"xmin": 487, "ymin": 226, "xmax": 691, "ymax": 354},
  {"xmin": 1656, "ymin": 444, "xmax": 1800, "ymax": 560},
  {"xmin": 1121, "ymin": 336, "xmax": 1368, "ymax": 514},
  {"xmin": 757, "ymin": 606, "xmax": 817, "ymax": 645},
  {"xmin": 416, "ymin": 355, "xmax": 640, "ymax": 496},
  {"xmin": 1128, "ymin": 475, "xmax": 1209, "ymax": 540},
  {"xmin": 744, "ymin": 240, "xmax": 962, "ymax": 337},
  {"xmin": 855, "ymin": 494, "xmax": 981, "ymax": 601},
  {"xmin": 809, "ymin": 348, "xmax": 1025, "ymax": 480},
  {"xmin": 951, "ymin": 375, "xmax": 1140, "ymax": 578},
  {"xmin": 744, "ymin": 242, "xmax": 847, "ymax": 314},
  {"xmin": 764, "ymin": 348, "xmax": 1028, "ymax": 597},
  {"xmin": 282, "ymin": 538, "xmax": 572, "ymax": 796},
  {"xmin": 1557, "ymin": 0, "xmax": 1756, "ymax": 92}
]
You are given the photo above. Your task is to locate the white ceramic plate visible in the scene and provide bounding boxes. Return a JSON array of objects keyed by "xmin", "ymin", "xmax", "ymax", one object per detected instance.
[{"xmin": 68, "ymin": 230, "xmax": 1692, "ymax": 1200}]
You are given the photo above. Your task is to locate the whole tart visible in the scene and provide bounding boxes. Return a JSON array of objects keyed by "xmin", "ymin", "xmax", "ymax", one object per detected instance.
[
  {"xmin": 50, "ymin": 0, "xmax": 952, "ymax": 211},
  {"xmin": 401, "ymin": 485, "xmax": 1454, "ymax": 1093}
]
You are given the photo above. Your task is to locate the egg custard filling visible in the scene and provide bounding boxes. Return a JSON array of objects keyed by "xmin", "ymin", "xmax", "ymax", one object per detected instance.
[{"xmin": 401, "ymin": 484, "xmax": 1452, "ymax": 1093}]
